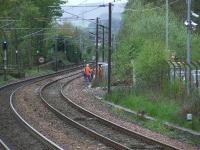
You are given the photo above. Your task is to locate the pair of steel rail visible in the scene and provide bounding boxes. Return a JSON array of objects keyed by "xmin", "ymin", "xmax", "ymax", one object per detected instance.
[{"xmin": 1, "ymin": 63, "xmax": 180, "ymax": 150}]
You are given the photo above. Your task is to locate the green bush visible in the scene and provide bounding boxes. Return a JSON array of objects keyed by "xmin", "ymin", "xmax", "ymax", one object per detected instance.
[
  {"xmin": 113, "ymin": 0, "xmax": 200, "ymax": 84},
  {"xmin": 135, "ymin": 41, "xmax": 168, "ymax": 87}
]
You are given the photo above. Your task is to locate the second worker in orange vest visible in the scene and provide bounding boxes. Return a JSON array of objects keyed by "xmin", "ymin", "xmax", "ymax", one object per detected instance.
[{"xmin": 85, "ymin": 64, "xmax": 91, "ymax": 78}]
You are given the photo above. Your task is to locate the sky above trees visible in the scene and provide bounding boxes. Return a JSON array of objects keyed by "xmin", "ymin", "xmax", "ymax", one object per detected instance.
[{"xmin": 65, "ymin": 0, "xmax": 128, "ymax": 5}]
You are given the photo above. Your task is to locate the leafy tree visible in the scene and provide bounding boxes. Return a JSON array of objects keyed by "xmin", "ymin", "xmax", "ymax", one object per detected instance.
[
  {"xmin": 113, "ymin": 0, "xmax": 200, "ymax": 85},
  {"xmin": 0, "ymin": 0, "xmax": 65, "ymax": 69}
]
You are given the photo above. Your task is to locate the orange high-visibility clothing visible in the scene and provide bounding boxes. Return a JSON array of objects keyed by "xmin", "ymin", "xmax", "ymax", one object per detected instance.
[{"xmin": 85, "ymin": 66, "xmax": 91, "ymax": 77}]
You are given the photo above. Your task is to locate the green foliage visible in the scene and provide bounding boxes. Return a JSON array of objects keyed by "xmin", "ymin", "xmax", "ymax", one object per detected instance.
[
  {"xmin": 0, "ymin": 0, "xmax": 65, "ymax": 69},
  {"xmin": 162, "ymin": 78, "xmax": 185, "ymax": 98},
  {"xmin": 113, "ymin": 0, "xmax": 200, "ymax": 84},
  {"xmin": 105, "ymin": 91, "xmax": 200, "ymax": 131},
  {"xmin": 0, "ymin": 75, "xmax": 16, "ymax": 86},
  {"xmin": 135, "ymin": 41, "xmax": 168, "ymax": 87},
  {"xmin": 111, "ymin": 0, "xmax": 200, "ymax": 133},
  {"xmin": 107, "ymin": 91, "xmax": 178, "ymax": 122},
  {"xmin": 25, "ymin": 67, "xmax": 55, "ymax": 77}
]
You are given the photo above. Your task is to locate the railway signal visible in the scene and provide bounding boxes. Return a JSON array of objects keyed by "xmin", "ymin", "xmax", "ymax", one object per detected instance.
[
  {"xmin": 2, "ymin": 41, "xmax": 7, "ymax": 50},
  {"xmin": 37, "ymin": 50, "xmax": 39, "ymax": 72},
  {"xmin": 185, "ymin": 0, "xmax": 199, "ymax": 95},
  {"xmin": 184, "ymin": 11, "xmax": 199, "ymax": 30},
  {"xmin": 2, "ymin": 41, "xmax": 8, "ymax": 80}
]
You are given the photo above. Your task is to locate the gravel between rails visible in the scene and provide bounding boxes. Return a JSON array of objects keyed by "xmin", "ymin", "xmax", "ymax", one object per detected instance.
[
  {"xmin": 14, "ymin": 71, "xmax": 110, "ymax": 150},
  {"xmin": 0, "ymin": 83, "xmax": 49, "ymax": 150},
  {"xmin": 63, "ymin": 77, "xmax": 199, "ymax": 150},
  {"xmin": 0, "ymin": 144, "xmax": 6, "ymax": 150},
  {"xmin": 43, "ymin": 77, "xmax": 163, "ymax": 149},
  {"xmin": 0, "ymin": 141, "xmax": 8, "ymax": 150}
]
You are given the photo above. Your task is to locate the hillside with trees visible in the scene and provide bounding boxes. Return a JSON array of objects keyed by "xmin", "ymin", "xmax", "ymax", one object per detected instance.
[
  {"xmin": 0, "ymin": 0, "xmax": 64, "ymax": 65},
  {"xmin": 114, "ymin": 0, "xmax": 200, "ymax": 84},
  {"xmin": 0, "ymin": 0, "xmax": 92, "ymax": 71},
  {"xmin": 110, "ymin": 0, "xmax": 200, "ymax": 135}
]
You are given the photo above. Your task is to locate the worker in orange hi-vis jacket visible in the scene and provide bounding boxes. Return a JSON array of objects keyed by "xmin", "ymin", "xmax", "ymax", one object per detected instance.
[{"xmin": 84, "ymin": 64, "xmax": 91, "ymax": 86}]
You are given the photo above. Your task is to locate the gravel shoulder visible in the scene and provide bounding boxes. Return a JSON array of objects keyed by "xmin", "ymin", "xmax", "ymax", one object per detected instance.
[
  {"xmin": 63, "ymin": 77, "xmax": 199, "ymax": 150},
  {"xmin": 14, "ymin": 73, "xmax": 108, "ymax": 150}
]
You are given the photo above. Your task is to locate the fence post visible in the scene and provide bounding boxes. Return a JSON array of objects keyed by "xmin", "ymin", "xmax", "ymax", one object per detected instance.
[
  {"xmin": 186, "ymin": 63, "xmax": 192, "ymax": 92},
  {"xmin": 169, "ymin": 61, "xmax": 176, "ymax": 82},
  {"xmin": 174, "ymin": 61, "xmax": 182, "ymax": 80},
  {"xmin": 191, "ymin": 62, "xmax": 198, "ymax": 88},
  {"xmin": 169, "ymin": 61, "xmax": 176, "ymax": 97}
]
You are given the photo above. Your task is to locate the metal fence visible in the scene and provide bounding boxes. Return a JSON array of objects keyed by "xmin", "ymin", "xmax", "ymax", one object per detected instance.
[{"xmin": 168, "ymin": 61, "xmax": 200, "ymax": 95}]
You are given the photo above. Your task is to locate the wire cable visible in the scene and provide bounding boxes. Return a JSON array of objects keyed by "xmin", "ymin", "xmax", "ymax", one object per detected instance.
[
  {"xmin": 77, "ymin": 6, "xmax": 101, "ymax": 16},
  {"xmin": 124, "ymin": 0, "xmax": 180, "ymax": 12},
  {"xmin": 62, "ymin": 9, "xmax": 109, "ymax": 29},
  {"xmin": 63, "ymin": 10, "xmax": 97, "ymax": 25}
]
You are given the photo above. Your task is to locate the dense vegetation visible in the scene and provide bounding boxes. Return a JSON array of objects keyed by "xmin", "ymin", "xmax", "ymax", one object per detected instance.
[
  {"xmin": 0, "ymin": 0, "xmax": 63, "ymax": 67},
  {"xmin": 0, "ymin": 0, "xmax": 93, "ymax": 71},
  {"xmin": 111, "ymin": 0, "xmax": 200, "ymax": 131},
  {"xmin": 114, "ymin": 0, "xmax": 200, "ymax": 82}
]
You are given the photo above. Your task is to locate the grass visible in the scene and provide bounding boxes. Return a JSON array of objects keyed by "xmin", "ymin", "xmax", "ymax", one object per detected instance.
[
  {"xmin": 0, "ymin": 75, "xmax": 16, "ymax": 86},
  {"xmin": 25, "ymin": 67, "xmax": 55, "ymax": 77},
  {"xmin": 120, "ymin": 95, "xmax": 178, "ymax": 122},
  {"xmin": 110, "ymin": 102, "xmax": 200, "ymax": 146},
  {"xmin": 105, "ymin": 90, "xmax": 200, "ymax": 132},
  {"xmin": 0, "ymin": 67, "xmax": 55, "ymax": 86}
]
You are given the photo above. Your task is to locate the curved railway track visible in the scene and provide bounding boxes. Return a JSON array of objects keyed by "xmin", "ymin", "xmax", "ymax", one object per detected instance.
[
  {"xmin": 0, "ymin": 64, "xmax": 82, "ymax": 150},
  {"xmin": 39, "ymin": 74, "xmax": 180, "ymax": 150},
  {"xmin": 2, "ymin": 64, "xmax": 195, "ymax": 149},
  {"xmin": 0, "ymin": 139, "xmax": 10, "ymax": 150},
  {"xmin": 11, "ymin": 66, "xmax": 110, "ymax": 149}
]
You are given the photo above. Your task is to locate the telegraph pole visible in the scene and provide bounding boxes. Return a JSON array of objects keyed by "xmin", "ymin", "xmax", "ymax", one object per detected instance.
[
  {"xmin": 79, "ymin": 35, "xmax": 82, "ymax": 54},
  {"xmin": 186, "ymin": 0, "xmax": 191, "ymax": 95},
  {"xmin": 96, "ymin": 17, "xmax": 99, "ymax": 79},
  {"xmin": 184, "ymin": 0, "xmax": 199, "ymax": 95},
  {"xmin": 165, "ymin": 0, "xmax": 169, "ymax": 50},
  {"xmin": 186, "ymin": 0, "xmax": 191, "ymax": 64},
  {"xmin": 102, "ymin": 25, "xmax": 105, "ymax": 62},
  {"xmin": 186, "ymin": 0, "xmax": 191, "ymax": 66},
  {"xmin": 108, "ymin": 2, "xmax": 112, "ymax": 93},
  {"xmin": 64, "ymin": 38, "xmax": 67, "ymax": 56},
  {"xmin": 55, "ymin": 37, "xmax": 58, "ymax": 71}
]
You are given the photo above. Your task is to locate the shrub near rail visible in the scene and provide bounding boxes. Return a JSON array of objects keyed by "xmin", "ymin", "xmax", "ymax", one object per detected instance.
[
  {"xmin": 25, "ymin": 67, "xmax": 55, "ymax": 77},
  {"xmin": 0, "ymin": 68, "xmax": 55, "ymax": 86},
  {"xmin": 105, "ymin": 89, "xmax": 200, "ymax": 132},
  {"xmin": 0, "ymin": 75, "xmax": 16, "ymax": 86}
]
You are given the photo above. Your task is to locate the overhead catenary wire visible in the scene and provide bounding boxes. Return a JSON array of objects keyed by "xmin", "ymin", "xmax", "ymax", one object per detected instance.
[
  {"xmin": 61, "ymin": 2, "xmax": 117, "ymax": 28},
  {"xmin": 17, "ymin": 26, "xmax": 93, "ymax": 40},
  {"xmin": 124, "ymin": 0, "xmax": 180, "ymax": 12},
  {"xmin": 63, "ymin": 0, "xmax": 89, "ymax": 11},
  {"xmin": 61, "ymin": 4, "xmax": 110, "ymax": 7},
  {"xmin": 63, "ymin": 10, "xmax": 97, "ymax": 25},
  {"xmin": 63, "ymin": 10, "xmax": 109, "ymax": 29},
  {"xmin": 0, "ymin": 22, "xmax": 14, "ymax": 28},
  {"xmin": 0, "ymin": 16, "xmax": 86, "ymax": 24},
  {"xmin": 2, "ymin": 1, "xmax": 111, "ymax": 44},
  {"xmin": 77, "ymin": 6, "xmax": 101, "ymax": 16},
  {"xmin": 21, "ymin": 29, "xmax": 45, "ymax": 39},
  {"xmin": 2, "ymin": 27, "xmax": 83, "ymax": 30}
]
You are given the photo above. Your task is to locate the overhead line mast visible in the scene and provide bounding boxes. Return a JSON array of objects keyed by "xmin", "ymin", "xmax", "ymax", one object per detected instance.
[{"xmin": 108, "ymin": 2, "xmax": 112, "ymax": 93}]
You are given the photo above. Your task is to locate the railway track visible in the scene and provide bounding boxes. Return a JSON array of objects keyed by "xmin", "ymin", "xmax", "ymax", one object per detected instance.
[
  {"xmin": 0, "ymin": 64, "xmax": 82, "ymax": 150},
  {"xmin": 0, "ymin": 138, "xmax": 10, "ymax": 150},
  {"xmin": 2, "ymin": 64, "xmax": 190, "ymax": 149},
  {"xmin": 40, "ymin": 74, "xmax": 180, "ymax": 150},
  {"xmin": 11, "ymin": 67, "xmax": 110, "ymax": 149}
]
